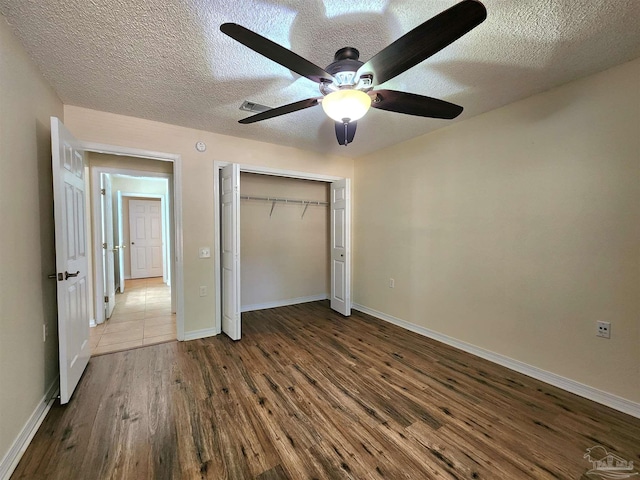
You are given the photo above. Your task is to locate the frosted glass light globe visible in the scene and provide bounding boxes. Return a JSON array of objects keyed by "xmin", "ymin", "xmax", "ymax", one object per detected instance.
[{"xmin": 321, "ymin": 89, "xmax": 372, "ymax": 123}]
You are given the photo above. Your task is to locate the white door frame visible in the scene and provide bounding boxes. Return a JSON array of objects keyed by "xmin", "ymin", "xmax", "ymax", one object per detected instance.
[
  {"xmin": 84, "ymin": 143, "xmax": 185, "ymax": 341},
  {"xmin": 120, "ymin": 192, "xmax": 170, "ymax": 284},
  {"xmin": 213, "ymin": 162, "xmax": 346, "ymax": 334},
  {"xmin": 117, "ymin": 192, "xmax": 126, "ymax": 292}
]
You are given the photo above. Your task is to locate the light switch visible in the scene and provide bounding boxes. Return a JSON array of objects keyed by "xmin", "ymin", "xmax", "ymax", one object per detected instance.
[{"xmin": 199, "ymin": 247, "xmax": 211, "ymax": 258}]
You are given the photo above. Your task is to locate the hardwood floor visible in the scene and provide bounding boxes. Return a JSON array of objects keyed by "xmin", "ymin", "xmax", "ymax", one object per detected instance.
[{"xmin": 12, "ymin": 301, "xmax": 640, "ymax": 479}]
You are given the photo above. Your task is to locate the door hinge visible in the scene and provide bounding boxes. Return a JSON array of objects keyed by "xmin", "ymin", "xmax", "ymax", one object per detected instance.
[
  {"xmin": 101, "ymin": 188, "xmax": 106, "ymax": 195},
  {"xmin": 104, "ymin": 296, "xmax": 109, "ymax": 303},
  {"xmin": 103, "ymin": 242, "xmax": 107, "ymax": 249}
]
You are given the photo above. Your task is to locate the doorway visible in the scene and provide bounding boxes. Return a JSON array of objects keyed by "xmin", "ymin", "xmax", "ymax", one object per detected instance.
[{"xmin": 87, "ymin": 152, "xmax": 184, "ymax": 354}]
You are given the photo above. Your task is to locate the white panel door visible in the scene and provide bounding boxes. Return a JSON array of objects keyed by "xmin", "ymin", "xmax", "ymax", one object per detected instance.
[
  {"xmin": 101, "ymin": 174, "xmax": 116, "ymax": 318},
  {"xmin": 331, "ymin": 178, "xmax": 351, "ymax": 316},
  {"xmin": 51, "ymin": 117, "xmax": 91, "ymax": 405},
  {"xmin": 129, "ymin": 199, "xmax": 164, "ymax": 278},
  {"xmin": 221, "ymin": 164, "xmax": 241, "ymax": 340}
]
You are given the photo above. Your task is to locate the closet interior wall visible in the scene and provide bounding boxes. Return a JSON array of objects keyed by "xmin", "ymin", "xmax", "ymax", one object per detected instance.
[{"xmin": 240, "ymin": 173, "xmax": 330, "ymax": 311}]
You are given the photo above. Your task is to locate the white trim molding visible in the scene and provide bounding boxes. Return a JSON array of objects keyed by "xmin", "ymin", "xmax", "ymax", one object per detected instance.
[
  {"xmin": 241, "ymin": 294, "xmax": 328, "ymax": 313},
  {"xmin": 82, "ymin": 144, "xmax": 185, "ymax": 342},
  {"xmin": 184, "ymin": 328, "xmax": 218, "ymax": 341},
  {"xmin": 0, "ymin": 379, "xmax": 59, "ymax": 480},
  {"xmin": 79, "ymin": 142, "xmax": 179, "ymax": 163},
  {"xmin": 352, "ymin": 303, "xmax": 640, "ymax": 419}
]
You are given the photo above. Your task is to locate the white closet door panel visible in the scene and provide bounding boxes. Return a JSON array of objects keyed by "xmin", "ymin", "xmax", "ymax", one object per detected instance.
[
  {"xmin": 330, "ymin": 178, "xmax": 351, "ymax": 316},
  {"xmin": 221, "ymin": 163, "xmax": 241, "ymax": 340}
]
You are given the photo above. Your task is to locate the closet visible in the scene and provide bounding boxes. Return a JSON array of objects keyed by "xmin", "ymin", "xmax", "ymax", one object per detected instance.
[{"xmin": 239, "ymin": 172, "xmax": 330, "ymax": 312}]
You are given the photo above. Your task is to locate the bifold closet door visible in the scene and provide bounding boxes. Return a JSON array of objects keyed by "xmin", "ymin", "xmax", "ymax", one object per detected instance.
[
  {"xmin": 330, "ymin": 178, "xmax": 351, "ymax": 316},
  {"xmin": 221, "ymin": 163, "xmax": 241, "ymax": 340}
]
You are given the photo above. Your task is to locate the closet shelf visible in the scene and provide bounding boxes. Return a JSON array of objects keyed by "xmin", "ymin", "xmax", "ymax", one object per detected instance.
[
  {"xmin": 240, "ymin": 195, "xmax": 328, "ymax": 206},
  {"xmin": 240, "ymin": 195, "xmax": 328, "ymax": 218}
]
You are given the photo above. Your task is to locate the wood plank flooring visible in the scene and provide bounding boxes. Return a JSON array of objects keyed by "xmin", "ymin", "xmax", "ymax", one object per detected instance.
[{"xmin": 12, "ymin": 301, "xmax": 640, "ymax": 479}]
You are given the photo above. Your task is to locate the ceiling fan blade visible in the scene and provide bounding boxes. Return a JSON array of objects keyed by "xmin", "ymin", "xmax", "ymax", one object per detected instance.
[
  {"xmin": 239, "ymin": 98, "xmax": 320, "ymax": 124},
  {"xmin": 371, "ymin": 90, "xmax": 463, "ymax": 119},
  {"xmin": 357, "ymin": 0, "xmax": 486, "ymax": 86},
  {"xmin": 335, "ymin": 121, "xmax": 357, "ymax": 146},
  {"xmin": 220, "ymin": 23, "xmax": 336, "ymax": 84}
]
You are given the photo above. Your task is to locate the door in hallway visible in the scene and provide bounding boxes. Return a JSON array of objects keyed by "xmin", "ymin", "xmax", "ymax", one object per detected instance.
[{"xmin": 129, "ymin": 199, "xmax": 164, "ymax": 278}]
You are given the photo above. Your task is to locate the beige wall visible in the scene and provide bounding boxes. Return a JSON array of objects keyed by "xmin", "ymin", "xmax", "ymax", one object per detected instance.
[
  {"xmin": 353, "ymin": 58, "xmax": 640, "ymax": 403},
  {"xmin": 0, "ymin": 18, "xmax": 64, "ymax": 463},
  {"xmin": 64, "ymin": 105, "xmax": 354, "ymax": 334},
  {"xmin": 240, "ymin": 173, "xmax": 329, "ymax": 308}
]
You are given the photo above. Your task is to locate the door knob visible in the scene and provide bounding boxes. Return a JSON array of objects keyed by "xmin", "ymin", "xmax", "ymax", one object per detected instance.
[
  {"xmin": 131, "ymin": 242, "xmax": 135, "ymax": 245},
  {"xmin": 65, "ymin": 270, "xmax": 80, "ymax": 280}
]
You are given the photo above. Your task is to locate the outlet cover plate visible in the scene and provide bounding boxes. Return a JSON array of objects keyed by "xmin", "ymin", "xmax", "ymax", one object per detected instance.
[
  {"xmin": 199, "ymin": 247, "xmax": 211, "ymax": 258},
  {"xmin": 597, "ymin": 321, "xmax": 611, "ymax": 339}
]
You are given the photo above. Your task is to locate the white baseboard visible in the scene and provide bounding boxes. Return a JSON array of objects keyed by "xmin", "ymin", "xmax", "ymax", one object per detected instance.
[
  {"xmin": 241, "ymin": 294, "xmax": 328, "ymax": 313},
  {"xmin": 0, "ymin": 378, "xmax": 59, "ymax": 480},
  {"xmin": 352, "ymin": 303, "xmax": 640, "ymax": 419},
  {"xmin": 89, "ymin": 317, "xmax": 97, "ymax": 328},
  {"xmin": 184, "ymin": 327, "xmax": 218, "ymax": 341}
]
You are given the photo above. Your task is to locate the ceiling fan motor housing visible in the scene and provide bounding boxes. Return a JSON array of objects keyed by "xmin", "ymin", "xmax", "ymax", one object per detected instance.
[{"xmin": 320, "ymin": 47, "xmax": 371, "ymax": 95}]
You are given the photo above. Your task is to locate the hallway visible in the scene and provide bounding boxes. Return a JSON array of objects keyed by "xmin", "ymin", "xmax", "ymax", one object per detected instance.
[{"xmin": 90, "ymin": 277, "xmax": 176, "ymax": 355}]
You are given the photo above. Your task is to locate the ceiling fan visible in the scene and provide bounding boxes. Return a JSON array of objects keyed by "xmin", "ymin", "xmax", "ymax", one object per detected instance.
[{"xmin": 220, "ymin": 0, "xmax": 487, "ymax": 146}]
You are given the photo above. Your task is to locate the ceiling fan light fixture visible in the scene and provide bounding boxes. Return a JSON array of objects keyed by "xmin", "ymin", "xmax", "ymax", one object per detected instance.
[{"xmin": 321, "ymin": 89, "xmax": 371, "ymax": 123}]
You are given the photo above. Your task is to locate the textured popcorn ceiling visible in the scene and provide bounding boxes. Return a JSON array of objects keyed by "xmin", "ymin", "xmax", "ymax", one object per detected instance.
[{"xmin": 1, "ymin": 0, "xmax": 639, "ymax": 157}]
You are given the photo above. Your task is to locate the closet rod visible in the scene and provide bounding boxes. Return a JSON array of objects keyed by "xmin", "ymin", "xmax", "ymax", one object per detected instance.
[{"xmin": 240, "ymin": 195, "xmax": 328, "ymax": 206}]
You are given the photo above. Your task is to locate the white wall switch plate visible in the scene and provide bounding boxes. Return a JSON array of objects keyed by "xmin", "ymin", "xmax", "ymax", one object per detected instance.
[
  {"xmin": 199, "ymin": 247, "xmax": 211, "ymax": 258},
  {"xmin": 199, "ymin": 286, "xmax": 207, "ymax": 297}
]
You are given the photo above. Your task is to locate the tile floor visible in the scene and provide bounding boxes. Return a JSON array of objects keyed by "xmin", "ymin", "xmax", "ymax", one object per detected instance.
[{"xmin": 90, "ymin": 277, "xmax": 176, "ymax": 356}]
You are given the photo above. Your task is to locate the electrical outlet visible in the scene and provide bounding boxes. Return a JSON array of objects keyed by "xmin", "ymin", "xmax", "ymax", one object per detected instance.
[
  {"xmin": 199, "ymin": 286, "xmax": 207, "ymax": 297},
  {"xmin": 389, "ymin": 278, "xmax": 395, "ymax": 288},
  {"xmin": 199, "ymin": 247, "xmax": 211, "ymax": 259},
  {"xmin": 597, "ymin": 321, "xmax": 611, "ymax": 339}
]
